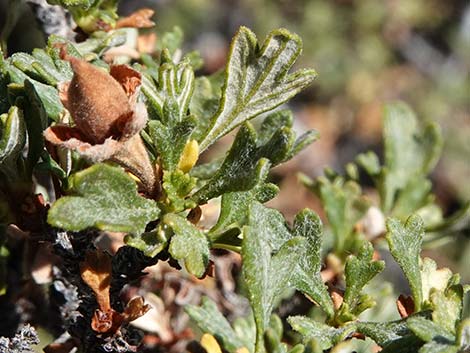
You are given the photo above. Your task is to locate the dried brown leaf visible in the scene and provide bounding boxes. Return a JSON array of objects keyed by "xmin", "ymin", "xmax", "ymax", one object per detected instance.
[
  {"xmin": 66, "ymin": 57, "xmax": 132, "ymax": 143},
  {"xmin": 396, "ymin": 294, "xmax": 414, "ymax": 318},
  {"xmin": 124, "ymin": 296, "xmax": 151, "ymax": 322},
  {"xmin": 116, "ymin": 9, "xmax": 155, "ymax": 29},
  {"xmin": 80, "ymin": 250, "xmax": 112, "ymax": 311}
]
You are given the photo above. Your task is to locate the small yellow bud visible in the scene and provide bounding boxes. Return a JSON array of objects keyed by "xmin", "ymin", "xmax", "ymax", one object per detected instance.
[
  {"xmin": 200, "ymin": 333, "xmax": 222, "ymax": 353},
  {"xmin": 178, "ymin": 139, "xmax": 199, "ymax": 173}
]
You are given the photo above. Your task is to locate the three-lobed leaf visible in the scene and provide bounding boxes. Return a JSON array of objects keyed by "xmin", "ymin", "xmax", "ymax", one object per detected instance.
[
  {"xmin": 386, "ymin": 214, "xmax": 424, "ymax": 311},
  {"xmin": 48, "ymin": 164, "xmax": 160, "ymax": 235},
  {"xmin": 290, "ymin": 209, "xmax": 334, "ymax": 318},
  {"xmin": 242, "ymin": 201, "xmax": 306, "ymax": 352},
  {"xmin": 343, "ymin": 242, "xmax": 384, "ymax": 313},
  {"xmin": 199, "ymin": 27, "xmax": 316, "ymax": 150},
  {"xmin": 165, "ymin": 213, "xmax": 210, "ymax": 278},
  {"xmin": 381, "ymin": 102, "xmax": 442, "ymax": 213}
]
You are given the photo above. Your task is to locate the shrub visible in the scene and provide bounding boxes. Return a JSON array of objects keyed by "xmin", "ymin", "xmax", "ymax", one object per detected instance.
[{"xmin": 0, "ymin": 1, "xmax": 468, "ymax": 352}]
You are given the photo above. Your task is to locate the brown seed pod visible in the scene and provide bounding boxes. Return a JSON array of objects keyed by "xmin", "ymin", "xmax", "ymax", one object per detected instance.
[{"xmin": 67, "ymin": 57, "xmax": 133, "ymax": 143}]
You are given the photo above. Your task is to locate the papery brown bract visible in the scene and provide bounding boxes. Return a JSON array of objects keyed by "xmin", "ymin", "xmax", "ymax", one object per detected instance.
[
  {"xmin": 43, "ymin": 57, "xmax": 159, "ymax": 196},
  {"xmin": 67, "ymin": 58, "xmax": 133, "ymax": 144}
]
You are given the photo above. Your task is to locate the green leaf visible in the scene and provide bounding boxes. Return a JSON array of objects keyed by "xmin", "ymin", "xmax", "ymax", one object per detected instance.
[
  {"xmin": 290, "ymin": 209, "xmax": 334, "ymax": 318},
  {"xmin": 430, "ymin": 284, "xmax": 463, "ymax": 334},
  {"xmin": 386, "ymin": 215, "xmax": 424, "ymax": 311},
  {"xmin": 161, "ymin": 170, "xmax": 197, "ymax": 212},
  {"xmin": 148, "ymin": 116, "xmax": 196, "ymax": 171},
  {"xmin": 199, "ymin": 27, "xmax": 316, "ymax": 151},
  {"xmin": 0, "ymin": 106, "xmax": 25, "ymax": 171},
  {"xmin": 420, "ymin": 257, "xmax": 452, "ymax": 304},
  {"xmin": 418, "ymin": 342, "xmax": 459, "ymax": 353},
  {"xmin": 10, "ymin": 50, "xmax": 72, "ymax": 86},
  {"xmin": 48, "ymin": 164, "xmax": 160, "ymax": 235},
  {"xmin": 165, "ymin": 213, "xmax": 210, "ymax": 278},
  {"xmin": 355, "ymin": 319, "xmax": 414, "ymax": 348},
  {"xmin": 242, "ymin": 202, "xmax": 306, "ymax": 352},
  {"xmin": 381, "ymin": 102, "xmax": 442, "ymax": 213},
  {"xmin": 456, "ymin": 319, "xmax": 470, "ymax": 350},
  {"xmin": 342, "ymin": 242, "xmax": 384, "ymax": 313},
  {"xmin": 407, "ymin": 316, "xmax": 454, "ymax": 343},
  {"xmin": 193, "ymin": 120, "xmax": 294, "ymax": 204},
  {"xmin": 7, "ymin": 65, "xmax": 64, "ymax": 121},
  {"xmin": 190, "ymin": 73, "xmax": 224, "ymax": 141},
  {"xmin": 303, "ymin": 175, "xmax": 370, "ymax": 255},
  {"xmin": 185, "ymin": 297, "xmax": 246, "ymax": 352},
  {"xmin": 23, "ymin": 80, "xmax": 48, "ymax": 174},
  {"xmin": 209, "ymin": 181, "xmax": 278, "ymax": 240},
  {"xmin": 143, "ymin": 57, "xmax": 195, "ymax": 122},
  {"xmin": 288, "ymin": 316, "xmax": 355, "ymax": 350},
  {"xmin": 124, "ymin": 228, "xmax": 168, "ymax": 258}
]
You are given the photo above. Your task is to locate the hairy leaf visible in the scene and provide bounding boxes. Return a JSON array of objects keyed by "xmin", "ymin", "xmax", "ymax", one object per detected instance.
[
  {"xmin": 166, "ymin": 213, "xmax": 209, "ymax": 278},
  {"xmin": 291, "ymin": 209, "xmax": 334, "ymax": 318},
  {"xmin": 199, "ymin": 27, "xmax": 316, "ymax": 150},
  {"xmin": 303, "ymin": 175, "xmax": 370, "ymax": 255},
  {"xmin": 186, "ymin": 297, "xmax": 246, "ymax": 352},
  {"xmin": 193, "ymin": 120, "xmax": 293, "ymax": 204},
  {"xmin": 48, "ymin": 164, "xmax": 160, "ymax": 234},
  {"xmin": 430, "ymin": 285, "xmax": 463, "ymax": 334},
  {"xmin": 209, "ymin": 180, "xmax": 278, "ymax": 239},
  {"xmin": 0, "ymin": 106, "xmax": 25, "ymax": 170},
  {"xmin": 149, "ymin": 116, "xmax": 196, "ymax": 172},
  {"xmin": 407, "ymin": 317, "xmax": 454, "ymax": 344},
  {"xmin": 243, "ymin": 202, "xmax": 306, "ymax": 352},
  {"xmin": 381, "ymin": 102, "xmax": 442, "ymax": 213},
  {"xmin": 343, "ymin": 242, "xmax": 384, "ymax": 312},
  {"xmin": 288, "ymin": 316, "xmax": 355, "ymax": 350},
  {"xmin": 386, "ymin": 215, "xmax": 424, "ymax": 311}
]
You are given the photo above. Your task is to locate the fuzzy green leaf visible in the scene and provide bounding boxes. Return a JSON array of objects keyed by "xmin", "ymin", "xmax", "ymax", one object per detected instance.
[
  {"xmin": 199, "ymin": 27, "xmax": 316, "ymax": 150},
  {"xmin": 456, "ymin": 319, "xmax": 470, "ymax": 350},
  {"xmin": 386, "ymin": 215, "xmax": 424, "ymax": 310},
  {"xmin": 381, "ymin": 102, "xmax": 442, "ymax": 213},
  {"xmin": 142, "ymin": 58, "xmax": 194, "ymax": 122},
  {"xmin": 288, "ymin": 316, "xmax": 355, "ymax": 350},
  {"xmin": 243, "ymin": 202, "xmax": 306, "ymax": 352},
  {"xmin": 303, "ymin": 175, "xmax": 370, "ymax": 255},
  {"xmin": 161, "ymin": 170, "xmax": 197, "ymax": 212},
  {"xmin": 193, "ymin": 119, "xmax": 294, "ymax": 204},
  {"xmin": 185, "ymin": 297, "xmax": 246, "ymax": 352},
  {"xmin": 148, "ymin": 116, "xmax": 196, "ymax": 171},
  {"xmin": 355, "ymin": 319, "xmax": 414, "ymax": 348},
  {"xmin": 7, "ymin": 65, "xmax": 64, "ymax": 121},
  {"xmin": 419, "ymin": 342, "xmax": 459, "ymax": 353},
  {"xmin": 209, "ymin": 181, "xmax": 279, "ymax": 240},
  {"xmin": 420, "ymin": 257, "xmax": 452, "ymax": 304},
  {"xmin": 0, "ymin": 106, "xmax": 25, "ymax": 170},
  {"xmin": 166, "ymin": 213, "xmax": 209, "ymax": 278},
  {"xmin": 407, "ymin": 316, "xmax": 454, "ymax": 344},
  {"xmin": 291, "ymin": 209, "xmax": 334, "ymax": 318},
  {"xmin": 48, "ymin": 164, "xmax": 160, "ymax": 235},
  {"xmin": 343, "ymin": 242, "xmax": 385, "ymax": 312},
  {"xmin": 430, "ymin": 285, "xmax": 463, "ymax": 334},
  {"xmin": 23, "ymin": 81, "xmax": 48, "ymax": 174}
]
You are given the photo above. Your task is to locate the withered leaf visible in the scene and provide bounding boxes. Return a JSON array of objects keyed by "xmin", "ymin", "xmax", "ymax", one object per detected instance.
[
  {"xmin": 124, "ymin": 296, "xmax": 151, "ymax": 322},
  {"xmin": 116, "ymin": 9, "xmax": 155, "ymax": 29},
  {"xmin": 80, "ymin": 250, "xmax": 112, "ymax": 312},
  {"xmin": 67, "ymin": 57, "xmax": 132, "ymax": 143},
  {"xmin": 91, "ymin": 308, "xmax": 123, "ymax": 334}
]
